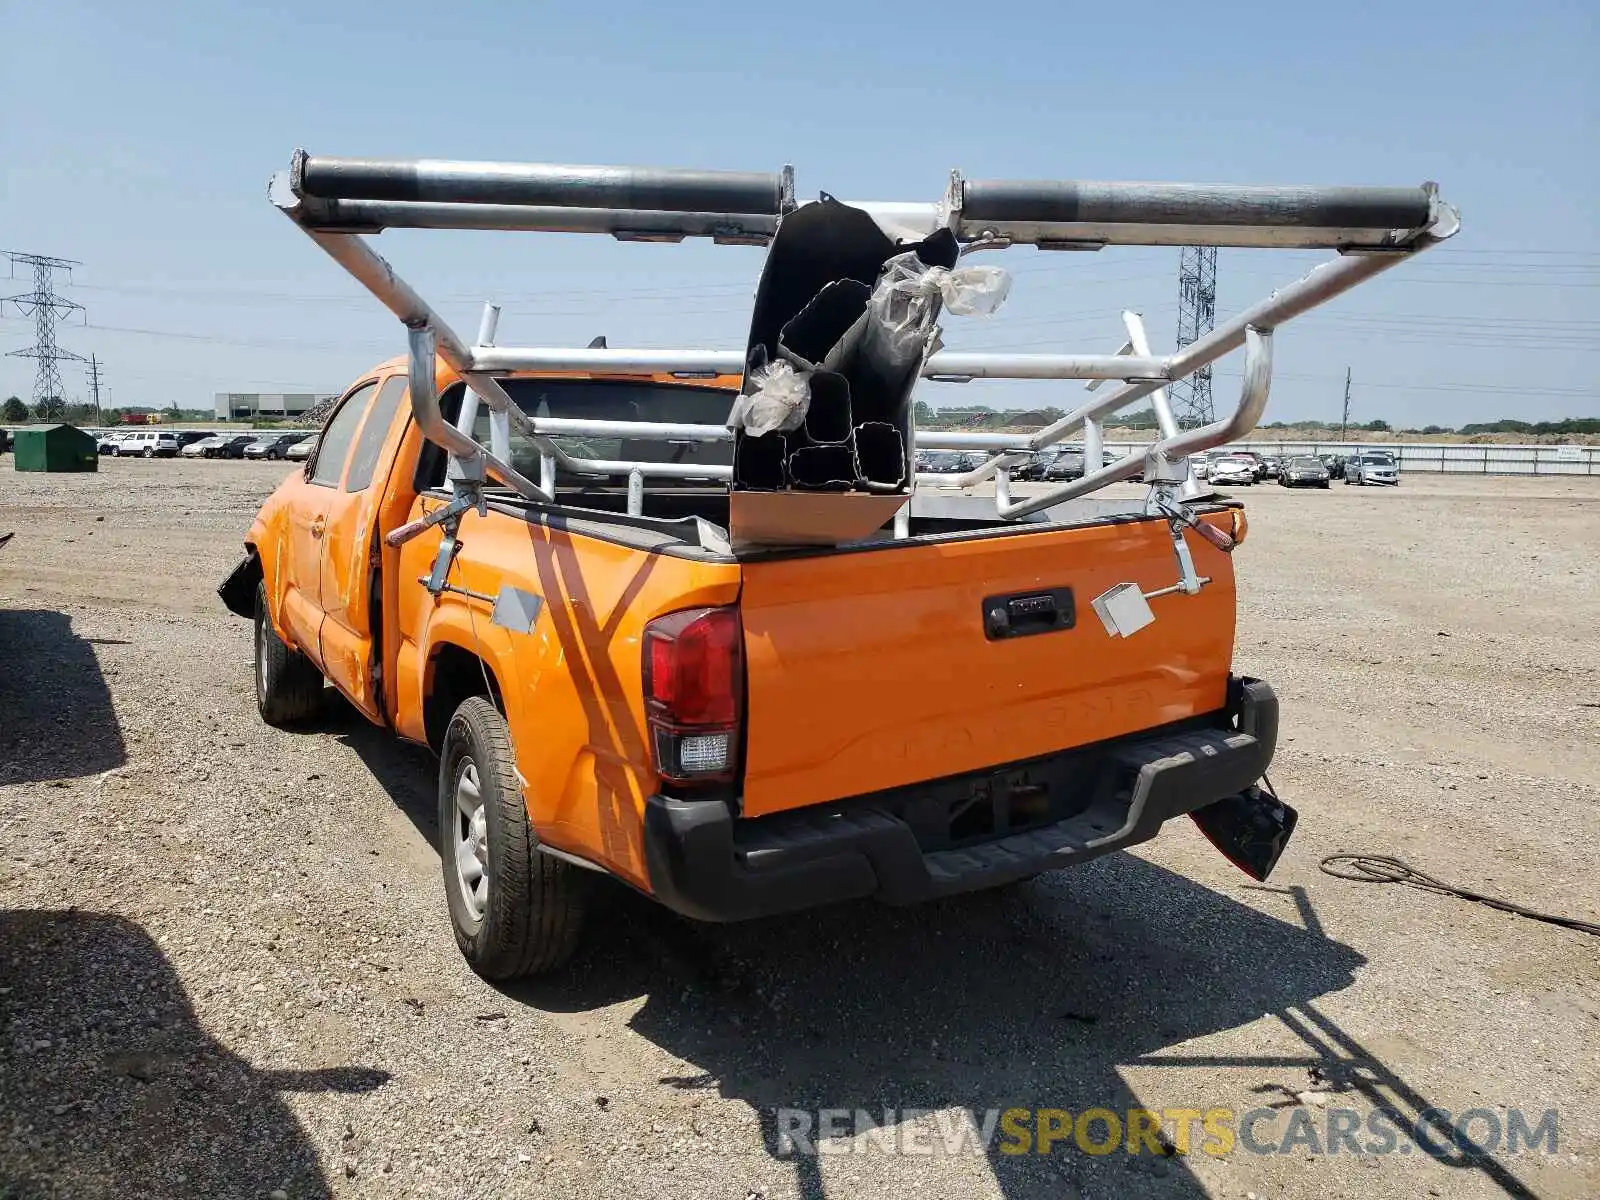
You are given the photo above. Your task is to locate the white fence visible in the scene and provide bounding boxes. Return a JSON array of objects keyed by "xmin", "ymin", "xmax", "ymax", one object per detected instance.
[{"xmin": 1104, "ymin": 440, "xmax": 1599, "ymax": 477}]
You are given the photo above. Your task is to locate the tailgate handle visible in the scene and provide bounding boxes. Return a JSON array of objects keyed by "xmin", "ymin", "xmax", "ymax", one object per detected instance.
[{"xmin": 983, "ymin": 588, "xmax": 1075, "ymax": 640}]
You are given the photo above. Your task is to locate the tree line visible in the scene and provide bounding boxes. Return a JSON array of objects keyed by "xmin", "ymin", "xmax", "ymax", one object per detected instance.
[
  {"xmin": 3, "ymin": 396, "xmax": 214, "ymax": 425},
  {"xmin": 912, "ymin": 401, "xmax": 1595, "ymax": 437}
]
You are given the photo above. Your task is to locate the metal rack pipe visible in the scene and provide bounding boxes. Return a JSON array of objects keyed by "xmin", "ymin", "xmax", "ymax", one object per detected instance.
[{"xmin": 296, "ymin": 154, "xmax": 789, "ymax": 215}]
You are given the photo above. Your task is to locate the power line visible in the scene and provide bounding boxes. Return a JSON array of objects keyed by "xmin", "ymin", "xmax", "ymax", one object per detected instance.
[{"xmin": 5, "ymin": 251, "xmax": 86, "ymax": 418}]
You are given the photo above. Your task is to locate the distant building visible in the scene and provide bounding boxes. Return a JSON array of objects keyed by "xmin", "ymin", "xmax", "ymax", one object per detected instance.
[{"xmin": 213, "ymin": 392, "xmax": 330, "ymax": 420}]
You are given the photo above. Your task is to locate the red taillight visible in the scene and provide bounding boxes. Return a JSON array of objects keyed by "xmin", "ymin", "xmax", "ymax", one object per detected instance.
[{"xmin": 643, "ymin": 607, "xmax": 742, "ymax": 785}]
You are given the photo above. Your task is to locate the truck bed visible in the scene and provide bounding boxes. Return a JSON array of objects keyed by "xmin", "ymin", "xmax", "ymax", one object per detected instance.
[{"xmin": 485, "ymin": 486, "xmax": 1242, "ymax": 818}]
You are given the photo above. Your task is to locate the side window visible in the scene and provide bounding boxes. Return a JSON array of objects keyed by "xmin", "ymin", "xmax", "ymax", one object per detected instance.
[
  {"xmin": 343, "ymin": 375, "xmax": 408, "ymax": 493},
  {"xmin": 309, "ymin": 381, "xmax": 377, "ymax": 487}
]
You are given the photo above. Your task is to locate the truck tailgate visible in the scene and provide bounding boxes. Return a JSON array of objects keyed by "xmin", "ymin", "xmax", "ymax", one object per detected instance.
[{"xmin": 738, "ymin": 516, "xmax": 1237, "ymax": 817}]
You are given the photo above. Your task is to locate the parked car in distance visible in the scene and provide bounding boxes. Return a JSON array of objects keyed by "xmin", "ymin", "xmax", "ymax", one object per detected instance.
[
  {"xmin": 919, "ymin": 450, "xmax": 968, "ymax": 475},
  {"xmin": 1319, "ymin": 453, "xmax": 1347, "ymax": 479},
  {"xmin": 172, "ymin": 430, "xmax": 212, "ymax": 451},
  {"xmin": 1345, "ymin": 451, "xmax": 1399, "ymax": 486},
  {"xmin": 1042, "ymin": 449, "xmax": 1087, "ymax": 482},
  {"xmin": 1229, "ymin": 451, "xmax": 1270, "ymax": 480},
  {"xmin": 1015, "ymin": 448, "xmax": 1059, "ymax": 481},
  {"xmin": 97, "ymin": 430, "xmax": 130, "ymax": 455},
  {"xmin": 244, "ymin": 433, "xmax": 309, "ymax": 461},
  {"xmin": 284, "ymin": 435, "xmax": 316, "ymax": 462},
  {"xmin": 1278, "ymin": 455, "xmax": 1331, "ymax": 488},
  {"xmin": 1207, "ymin": 456, "xmax": 1257, "ymax": 486},
  {"xmin": 115, "ymin": 430, "xmax": 181, "ymax": 458},
  {"xmin": 1261, "ymin": 456, "xmax": 1285, "ymax": 480},
  {"xmin": 211, "ymin": 434, "xmax": 259, "ymax": 459},
  {"xmin": 182, "ymin": 435, "xmax": 226, "ymax": 458}
]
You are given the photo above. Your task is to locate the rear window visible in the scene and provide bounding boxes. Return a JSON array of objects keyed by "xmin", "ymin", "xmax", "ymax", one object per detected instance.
[{"xmin": 417, "ymin": 378, "xmax": 737, "ymax": 491}]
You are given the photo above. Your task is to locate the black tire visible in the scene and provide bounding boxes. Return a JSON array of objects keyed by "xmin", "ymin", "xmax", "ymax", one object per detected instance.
[
  {"xmin": 142, "ymin": 447, "xmax": 154, "ymax": 459},
  {"xmin": 254, "ymin": 581, "xmax": 324, "ymax": 726},
  {"xmin": 439, "ymin": 696, "xmax": 585, "ymax": 979}
]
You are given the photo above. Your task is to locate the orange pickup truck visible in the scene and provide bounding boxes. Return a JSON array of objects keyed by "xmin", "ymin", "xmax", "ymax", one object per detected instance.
[
  {"xmin": 220, "ymin": 354, "xmax": 1283, "ymax": 978},
  {"xmin": 223, "ymin": 151, "xmax": 1457, "ymax": 979}
]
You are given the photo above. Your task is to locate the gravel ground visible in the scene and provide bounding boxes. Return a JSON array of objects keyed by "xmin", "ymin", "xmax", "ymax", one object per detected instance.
[{"xmin": 2, "ymin": 457, "xmax": 1596, "ymax": 1200}]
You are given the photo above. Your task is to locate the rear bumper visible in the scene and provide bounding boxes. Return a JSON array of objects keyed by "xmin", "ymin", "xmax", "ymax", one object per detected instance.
[{"xmin": 644, "ymin": 677, "xmax": 1279, "ymax": 922}]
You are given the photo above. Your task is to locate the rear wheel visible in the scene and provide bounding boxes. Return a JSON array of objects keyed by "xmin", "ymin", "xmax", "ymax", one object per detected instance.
[
  {"xmin": 439, "ymin": 696, "xmax": 585, "ymax": 979},
  {"xmin": 142, "ymin": 447, "xmax": 154, "ymax": 459},
  {"xmin": 254, "ymin": 582, "xmax": 324, "ymax": 726}
]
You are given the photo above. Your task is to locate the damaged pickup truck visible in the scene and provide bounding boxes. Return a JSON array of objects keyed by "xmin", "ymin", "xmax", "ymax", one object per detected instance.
[{"xmin": 222, "ymin": 151, "xmax": 1457, "ymax": 978}]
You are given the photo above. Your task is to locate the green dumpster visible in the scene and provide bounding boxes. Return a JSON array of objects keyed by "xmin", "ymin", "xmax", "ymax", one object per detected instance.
[{"xmin": 12, "ymin": 424, "xmax": 98, "ymax": 472}]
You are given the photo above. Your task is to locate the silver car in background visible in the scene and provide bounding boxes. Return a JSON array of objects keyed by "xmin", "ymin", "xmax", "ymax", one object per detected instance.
[
  {"xmin": 1346, "ymin": 452, "xmax": 1400, "ymax": 486},
  {"xmin": 1207, "ymin": 455, "xmax": 1257, "ymax": 486}
]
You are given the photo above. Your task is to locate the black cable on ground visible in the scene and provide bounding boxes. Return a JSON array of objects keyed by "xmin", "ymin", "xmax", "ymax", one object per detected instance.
[{"xmin": 1319, "ymin": 853, "xmax": 1600, "ymax": 937}]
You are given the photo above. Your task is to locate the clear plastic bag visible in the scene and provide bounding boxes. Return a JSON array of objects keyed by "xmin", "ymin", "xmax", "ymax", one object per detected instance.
[
  {"xmin": 937, "ymin": 264, "xmax": 1012, "ymax": 316},
  {"xmin": 726, "ymin": 359, "xmax": 812, "ymax": 438},
  {"xmin": 865, "ymin": 252, "xmax": 1013, "ymax": 364}
]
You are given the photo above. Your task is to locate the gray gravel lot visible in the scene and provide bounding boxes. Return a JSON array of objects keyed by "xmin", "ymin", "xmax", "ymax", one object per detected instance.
[{"xmin": 2, "ymin": 457, "xmax": 1597, "ymax": 1200}]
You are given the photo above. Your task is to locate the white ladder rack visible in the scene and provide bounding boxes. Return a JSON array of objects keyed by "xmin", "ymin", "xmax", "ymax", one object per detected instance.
[{"xmin": 270, "ymin": 151, "xmax": 1459, "ymax": 523}]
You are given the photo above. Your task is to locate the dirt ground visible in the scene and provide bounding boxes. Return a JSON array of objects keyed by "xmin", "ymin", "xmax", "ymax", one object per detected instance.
[{"xmin": 1, "ymin": 457, "xmax": 1596, "ymax": 1200}]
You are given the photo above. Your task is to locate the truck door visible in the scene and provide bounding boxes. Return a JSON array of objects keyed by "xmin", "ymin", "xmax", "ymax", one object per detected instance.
[
  {"xmin": 279, "ymin": 379, "xmax": 377, "ymax": 667},
  {"xmin": 316, "ymin": 373, "xmax": 410, "ymax": 719}
]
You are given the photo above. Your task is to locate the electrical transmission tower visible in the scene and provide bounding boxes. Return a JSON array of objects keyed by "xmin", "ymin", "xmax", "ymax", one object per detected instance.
[
  {"xmin": 5, "ymin": 251, "xmax": 86, "ymax": 419},
  {"xmin": 1171, "ymin": 245, "xmax": 1218, "ymax": 427},
  {"xmin": 87, "ymin": 354, "xmax": 105, "ymax": 420}
]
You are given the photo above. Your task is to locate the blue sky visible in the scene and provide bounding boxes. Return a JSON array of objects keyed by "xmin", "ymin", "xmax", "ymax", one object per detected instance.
[{"xmin": 2, "ymin": 0, "xmax": 1595, "ymax": 426}]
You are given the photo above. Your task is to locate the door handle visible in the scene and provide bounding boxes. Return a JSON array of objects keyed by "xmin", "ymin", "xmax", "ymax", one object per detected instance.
[
  {"xmin": 982, "ymin": 588, "xmax": 1076, "ymax": 640},
  {"xmin": 311, "ymin": 517, "xmax": 326, "ymax": 538}
]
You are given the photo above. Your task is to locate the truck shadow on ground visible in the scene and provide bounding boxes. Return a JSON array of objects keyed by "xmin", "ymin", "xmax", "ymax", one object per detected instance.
[
  {"xmin": 0, "ymin": 608, "xmax": 126, "ymax": 784},
  {"xmin": 508, "ymin": 856, "xmax": 1540, "ymax": 1200},
  {"xmin": 329, "ymin": 699, "xmax": 1542, "ymax": 1199},
  {"xmin": 514, "ymin": 855, "xmax": 1351, "ymax": 1199},
  {"xmin": 0, "ymin": 909, "xmax": 390, "ymax": 1200}
]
